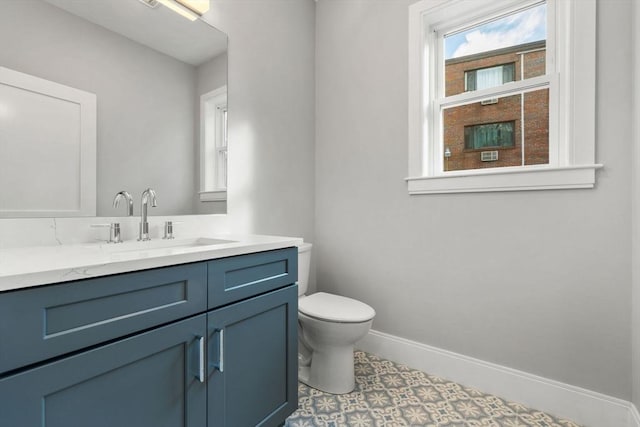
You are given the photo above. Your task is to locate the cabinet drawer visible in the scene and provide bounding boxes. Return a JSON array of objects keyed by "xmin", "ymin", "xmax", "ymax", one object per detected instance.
[
  {"xmin": 0, "ymin": 262, "xmax": 207, "ymax": 373},
  {"xmin": 208, "ymin": 247, "xmax": 297, "ymax": 309}
]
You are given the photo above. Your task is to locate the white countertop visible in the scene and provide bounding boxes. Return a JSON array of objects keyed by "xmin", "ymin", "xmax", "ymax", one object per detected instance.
[{"xmin": 0, "ymin": 234, "xmax": 303, "ymax": 292}]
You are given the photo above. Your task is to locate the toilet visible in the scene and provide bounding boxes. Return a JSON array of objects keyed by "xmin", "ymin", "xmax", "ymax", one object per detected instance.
[{"xmin": 296, "ymin": 243, "xmax": 375, "ymax": 394}]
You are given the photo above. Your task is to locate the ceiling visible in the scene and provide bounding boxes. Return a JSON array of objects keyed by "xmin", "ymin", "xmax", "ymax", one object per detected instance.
[{"xmin": 43, "ymin": 0, "xmax": 227, "ymax": 66}]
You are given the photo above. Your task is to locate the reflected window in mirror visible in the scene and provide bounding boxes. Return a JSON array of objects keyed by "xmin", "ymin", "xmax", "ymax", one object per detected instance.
[{"xmin": 199, "ymin": 86, "xmax": 228, "ymax": 202}]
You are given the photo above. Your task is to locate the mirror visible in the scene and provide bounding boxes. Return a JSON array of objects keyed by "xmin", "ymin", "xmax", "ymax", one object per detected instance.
[{"xmin": 0, "ymin": 0, "xmax": 228, "ymax": 217}]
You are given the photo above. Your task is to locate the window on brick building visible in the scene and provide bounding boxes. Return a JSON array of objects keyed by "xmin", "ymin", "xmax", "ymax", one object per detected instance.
[
  {"xmin": 407, "ymin": 0, "xmax": 599, "ymax": 194},
  {"xmin": 465, "ymin": 122, "xmax": 515, "ymax": 150},
  {"xmin": 441, "ymin": 3, "xmax": 548, "ymax": 173},
  {"xmin": 465, "ymin": 63, "xmax": 515, "ymax": 92}
]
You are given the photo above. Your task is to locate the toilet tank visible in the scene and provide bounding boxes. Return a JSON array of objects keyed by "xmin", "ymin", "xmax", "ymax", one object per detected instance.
[{"xmin": 297, "ymin": 243, "xmax": 312, "ymax": 296}]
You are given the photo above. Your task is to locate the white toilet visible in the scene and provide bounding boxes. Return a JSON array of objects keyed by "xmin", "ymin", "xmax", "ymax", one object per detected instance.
[{"xmin": 297, "ymin": 243, "xmax": 375, "ymax": 394}]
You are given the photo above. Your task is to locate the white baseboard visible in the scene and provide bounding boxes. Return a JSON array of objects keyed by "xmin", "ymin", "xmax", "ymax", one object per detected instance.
[{"xmin": 357, "ymin": 329, "xmax": 636, "ymax": 427}]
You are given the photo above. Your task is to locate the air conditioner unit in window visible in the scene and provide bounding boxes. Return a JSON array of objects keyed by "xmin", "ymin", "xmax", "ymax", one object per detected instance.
[
  {"xmin": 480, "ymin": 98, "xmax": 499, "ymax": 106},
  {"xmin": 480, "ymin": 151, "xmax": 498, "ymax": 162}
]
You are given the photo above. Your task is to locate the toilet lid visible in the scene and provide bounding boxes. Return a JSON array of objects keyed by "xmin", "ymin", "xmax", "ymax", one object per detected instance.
[{"xmin": 299, "ymin": 292, "xmax": 376, "ymax": 323}]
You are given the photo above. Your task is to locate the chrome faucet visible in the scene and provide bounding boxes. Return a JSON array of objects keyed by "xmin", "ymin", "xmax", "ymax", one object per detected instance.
[
  {"xmin": 138, "ymin": 188, "xmax": 157, "ymax": 241},
  {"xmin": 112, "ymin": 191, "xmax": 134, "ymax": 216}
]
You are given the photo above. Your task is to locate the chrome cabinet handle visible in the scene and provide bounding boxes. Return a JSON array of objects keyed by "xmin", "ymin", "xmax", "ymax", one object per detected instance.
[
  {"xmin": 197, "ymin": 336, "xmax": 205, "ymax": 383},
  {"xmin": 219, "ymin": 329, "xmax": 224, "ymax": 373},
  {"xmin": 213, "ymin": 329, "xmax": 224, "ymax": 373}
]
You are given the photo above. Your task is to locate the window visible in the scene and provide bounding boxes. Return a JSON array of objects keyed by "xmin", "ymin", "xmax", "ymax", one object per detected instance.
[
  {"xmin": 407, "ymin": 0, "xmax": 599, "ymax": 194},
  {"xmin": 465, "ymin": 122, "xmax": 515, "ymax": 150},
  {"xmin": 216, "ymin": 106, "xmax": 228, "ymax": 187},
  {"xmin": 465, "ymin": 63, "xmax": 515, "ymax": 92},
  {"xmin": 199, "ymin": 86, "xmax": 227, "ymax": 201}
]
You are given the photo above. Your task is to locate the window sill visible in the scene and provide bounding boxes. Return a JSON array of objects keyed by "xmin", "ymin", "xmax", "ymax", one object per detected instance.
[
  {"xmin": 406, "ymin": 164, "xmax": 603, "ymax": 195},
  {"xmin": 199, "ymin": 190, "xmax": 227, "ymax": 202}
]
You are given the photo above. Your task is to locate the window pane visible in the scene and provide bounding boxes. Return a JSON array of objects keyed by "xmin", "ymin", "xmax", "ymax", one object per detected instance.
[
  {"xmin": 464, "ymin": 122, "xmax": 515, "ymax": 149},
  {"xmin": 476, "ymin": 66, "xmax": 504, "ymax": 90},
  {"xmin": 442, "ymin": 88, "xmax": 549, "ymax": 172},
  {"xmin": 444, "ymin": 3, "xmax": 546, "ymax": 96},
  {"xmin": 217, "ymin": 148, "xmax": 227, "ymax": 189},
  {"xmin": 222, "ymin": 108, "xmax": 228, "ymax": 147},
  {"xmin": 503, "ymin": 63, "xmax": 515, "ymax": 83},
  {"xmin": 464, "ymin": 64, "xmax": 516, "ymax": 92}
]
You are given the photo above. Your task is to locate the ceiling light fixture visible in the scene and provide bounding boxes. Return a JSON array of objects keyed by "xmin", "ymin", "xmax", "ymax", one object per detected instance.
[
  {"xmin": 155, "ymin": 0, "xmax": 209, "ymax": 21},
  {"xmin": 176, "ymin": 0, "xmax": 210, "ymax": 15}
]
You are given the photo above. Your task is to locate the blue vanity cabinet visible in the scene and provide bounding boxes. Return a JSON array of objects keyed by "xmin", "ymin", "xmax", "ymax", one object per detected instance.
[
  {"xmin": 207, "ymin": 285, "xmax": 298, "ymax": 427},
  {"xmin": 0, "ymin": 314, "xmax": 207, "ymax": 427},
  {"xmin": 0, "ymin": 247, "xmax": 298, "ymax": 427}
]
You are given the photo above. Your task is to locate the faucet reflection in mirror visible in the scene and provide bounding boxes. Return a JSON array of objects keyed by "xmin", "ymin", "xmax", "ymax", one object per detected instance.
[{"xmin": 112, "ymin": 191, "xmax": 134, "ymax": 217}]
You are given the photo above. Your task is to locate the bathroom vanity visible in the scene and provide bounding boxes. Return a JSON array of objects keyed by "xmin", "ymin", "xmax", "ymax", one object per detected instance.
[{"xmin": 0, "ymin": 235, "xmax": 300, "ymax": 427}]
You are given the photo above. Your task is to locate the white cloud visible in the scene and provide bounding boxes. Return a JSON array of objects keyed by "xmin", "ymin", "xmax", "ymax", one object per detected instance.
[{"xmin": 452, "ymin": 6, "xmax": 545, "ymax": 58}]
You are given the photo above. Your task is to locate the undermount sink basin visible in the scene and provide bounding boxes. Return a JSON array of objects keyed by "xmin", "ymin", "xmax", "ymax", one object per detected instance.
[{"xmin": 105, "ymin": 237, "xmax": 235, "ymax": 254}]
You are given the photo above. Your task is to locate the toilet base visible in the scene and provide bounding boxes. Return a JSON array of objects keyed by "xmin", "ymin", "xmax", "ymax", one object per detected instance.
[{"xmin": 298, "ymin": 345, "xmax": 356, "ymax": 394}]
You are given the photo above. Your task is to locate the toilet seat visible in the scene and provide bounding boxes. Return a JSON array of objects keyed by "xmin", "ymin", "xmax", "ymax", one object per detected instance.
[{"xmin": 298, "ymin": 292, "xmax": 375, "ymax": 323}]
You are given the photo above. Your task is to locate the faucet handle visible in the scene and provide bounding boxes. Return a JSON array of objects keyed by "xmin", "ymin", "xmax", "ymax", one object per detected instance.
[
  {"xmin": 91, "ymin": 222, "xmax": 123, "ymax": 244},
  {"xmin": 110, "ymin": 223, "xmax": 122, "ymax": 243},
  {"xmin": 163, "ymin": 220, "xmax": 182, "ymax": 240}
]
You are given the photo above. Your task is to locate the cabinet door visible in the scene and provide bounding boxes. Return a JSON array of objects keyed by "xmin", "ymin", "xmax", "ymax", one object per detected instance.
[
  {"xmin": 208, "ymin": 285, "xmax": 298, "ymax": 427},
  {"xmin": 0, "ymin": 315, "xmax": 207, "ymax": 427}
]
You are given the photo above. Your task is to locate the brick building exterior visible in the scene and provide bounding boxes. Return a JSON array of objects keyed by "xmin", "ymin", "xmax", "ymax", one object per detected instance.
[{"xmin": 443, "ymin": 40, "xmax": 548, "ymax": 171}]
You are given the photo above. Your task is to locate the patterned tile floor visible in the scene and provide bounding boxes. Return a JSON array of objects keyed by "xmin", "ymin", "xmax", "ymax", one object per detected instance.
[{"xmin": 286, "ymin": 351, "xmax": 581, "ymax": 427}]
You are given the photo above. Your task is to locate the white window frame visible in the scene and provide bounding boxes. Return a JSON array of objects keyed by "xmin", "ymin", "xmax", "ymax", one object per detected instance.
[
  {"xmin": 199, "ymin": 85, "xmax": 227, "ymax": 202},
  {"xmin": 407, "ymin": 0, "xmax": 600, "ymax": 194}
]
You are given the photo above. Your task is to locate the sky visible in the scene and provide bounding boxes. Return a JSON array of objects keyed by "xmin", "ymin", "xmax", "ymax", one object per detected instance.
[{"xmin": 445, "ymin": 3, "xmax": 547, "ymax": 60}]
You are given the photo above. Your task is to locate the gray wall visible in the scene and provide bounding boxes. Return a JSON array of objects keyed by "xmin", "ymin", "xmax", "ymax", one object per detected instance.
[
  {"xmin": 315, "ymin": 0, "xmax": 633, "ymax": 399},
  {"xmin": 0, "ymin": 0, "xmax": 202, "ymax": 216},
  {"xmin": 197, "ymin": 53, "xmax": 228, "ymax": 96},
  {"xmin": 202, "ymin": 0, "xmax": 316, "ymax": 269}
]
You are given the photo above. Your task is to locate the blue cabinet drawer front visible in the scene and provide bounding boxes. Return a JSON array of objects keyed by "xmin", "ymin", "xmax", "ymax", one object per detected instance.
[
  {"xmin": 208, "ymin": 247, "xmax": 297, "ymax": 309},
  {"xmin": 0, "ymin": 262, "xmax": 207, "ymax": 373}
]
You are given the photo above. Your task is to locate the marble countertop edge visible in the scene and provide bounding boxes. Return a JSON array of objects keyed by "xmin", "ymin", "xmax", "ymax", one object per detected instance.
[{"xmin": 0, "ymin": 234, "xmax": 303, "ymax": 292}]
